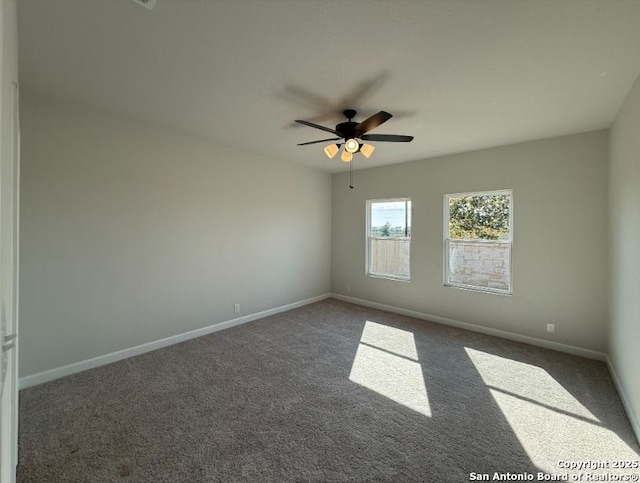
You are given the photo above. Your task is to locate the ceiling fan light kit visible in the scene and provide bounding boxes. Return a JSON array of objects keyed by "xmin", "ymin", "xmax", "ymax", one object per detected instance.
[
  {"xmin": 295, "ymin": 109, "xmax": 414, "ymax": 164},
  {"xmin": 323, "ymin": 141, "xmax": 374, "ymax": 162}
]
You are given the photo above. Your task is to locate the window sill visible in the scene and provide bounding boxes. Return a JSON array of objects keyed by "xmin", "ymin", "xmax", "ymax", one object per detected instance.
[
  {"xmin": 367, "ymin": 273, "xmax": 410, "ymax": 283},
  {"xmin": 444, "ymin": 283, "xmax": 512, "ymax": 296}
]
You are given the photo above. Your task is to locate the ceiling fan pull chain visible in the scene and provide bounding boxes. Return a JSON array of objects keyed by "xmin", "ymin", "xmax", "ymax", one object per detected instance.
[{"xmin": 349, "ymin": 160, "xmax": 354, "ymax": 189}]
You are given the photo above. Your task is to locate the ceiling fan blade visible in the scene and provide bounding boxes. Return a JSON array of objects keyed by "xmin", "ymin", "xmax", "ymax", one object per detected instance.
[
  {"xmin": 360, "ymin": 134, "xmax": 414, "ymax": 142},
  {"xmin": 295, "ymin": 120, "xmax": 341, "ymax": 136},
  {"xmin": 355, "ymin": 111, "xmax": 393, "ymax": 135},
  {"xmin": 297, "ymin": 137, "xmax": 341, "ymax": 146}
]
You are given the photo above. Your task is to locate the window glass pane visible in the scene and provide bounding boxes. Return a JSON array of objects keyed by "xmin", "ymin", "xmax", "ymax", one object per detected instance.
[
  {"xmin": 445, "ymin": 191, "xmax": 512, "ymax": 294},
  {"xmin": 371, "ymin": 201, "xmax": 411, "ymax": 237},
  {"xmin": 447, "ymin": 240, "xmax": 511, "ymax": 292},
  {"xmin": 370, "ymin": 238, "xmax": 411, "ymax": 279},
  {"xmin": 448, "ymin": 194, "xmax": 510, "ymax": 240},
  {"xmin": 368, "ymin": 199, "xmax": 411, "ymax": 280}
]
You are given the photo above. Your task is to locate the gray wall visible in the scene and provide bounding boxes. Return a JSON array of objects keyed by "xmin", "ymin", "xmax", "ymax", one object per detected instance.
[
  {"xmin": 332, "ymin": 130, "xmax": 609, "ymax": 352},
  {"xmin": 609, "ymin": 74, "xmax": 640, "ymax": 436},
  {"xmin": 19, "ymin": 94, "xmax": 332, "ymax": 377}
]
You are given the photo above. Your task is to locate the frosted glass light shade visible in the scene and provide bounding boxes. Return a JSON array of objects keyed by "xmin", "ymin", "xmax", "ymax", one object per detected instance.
[
  {"xmin": 360, "ymin": 143, "xmax": 375, "ymax": 158},
  {"xmin": 324, "ymin": 144, "xmax": 339, "ymax": 158},
  {"xmin": 341, "ymin": 150, "xmax": 353, "ymax": 162}
]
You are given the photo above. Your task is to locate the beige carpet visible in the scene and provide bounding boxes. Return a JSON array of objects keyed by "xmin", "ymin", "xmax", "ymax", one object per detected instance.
[{"xmin": 18, "ymin": 299, "xmax": 640, "ymax": 482}]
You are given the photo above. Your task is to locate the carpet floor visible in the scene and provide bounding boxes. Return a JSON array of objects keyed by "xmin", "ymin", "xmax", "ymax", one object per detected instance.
[{"xmin": 18, "ymin": 299, "xmax": 640, "ymax": 482}]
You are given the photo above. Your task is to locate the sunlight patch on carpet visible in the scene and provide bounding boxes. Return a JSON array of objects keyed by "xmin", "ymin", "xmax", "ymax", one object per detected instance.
[
  {"xmin": 349, "ymin": 321, "xmax": 431, "ymax": 417},
  {"xmin": 465, "ymin": 347, "xmax": 639, "ymax": 473}
]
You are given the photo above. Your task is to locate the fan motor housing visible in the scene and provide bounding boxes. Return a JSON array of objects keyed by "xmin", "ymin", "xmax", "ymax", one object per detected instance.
[{"xmin": 336, "ymin": 121, "xmax": 358, "ymax": 138}]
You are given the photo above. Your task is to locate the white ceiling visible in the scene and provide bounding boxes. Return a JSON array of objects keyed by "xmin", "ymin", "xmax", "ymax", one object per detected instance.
[{"xmin": 17, "ymin": 0, "xmax": 640, "ymax": 173}]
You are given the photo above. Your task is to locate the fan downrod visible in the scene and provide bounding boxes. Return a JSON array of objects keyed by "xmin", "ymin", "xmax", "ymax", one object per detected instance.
[{"xmin": 343, "ymin": 109, "xmax": 357, "ymax": 121}]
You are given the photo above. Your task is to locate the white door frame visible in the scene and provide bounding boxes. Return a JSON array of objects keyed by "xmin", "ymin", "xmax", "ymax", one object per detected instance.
[{"xmin": 0, "ymin": 0, "xmax": 20, "ymax": 481}]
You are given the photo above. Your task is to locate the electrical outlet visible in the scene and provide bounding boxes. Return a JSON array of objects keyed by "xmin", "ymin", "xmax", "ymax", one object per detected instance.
[
  {"xmin": 234, "ymin": 304, "xmax": 240, "ymax": 314},
  {"xmin": 346, "ymin": 284, "xmax": 351, "ymax": 293},
  {"xmin": 547, "ymin": 323, "xmax": 555, "ymax": 334}
]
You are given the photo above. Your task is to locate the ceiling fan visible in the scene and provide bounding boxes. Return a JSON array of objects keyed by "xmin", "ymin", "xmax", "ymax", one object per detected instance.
[{"xmin": 295, "ymin": 109, "xmax": 413, "ymax": 162}]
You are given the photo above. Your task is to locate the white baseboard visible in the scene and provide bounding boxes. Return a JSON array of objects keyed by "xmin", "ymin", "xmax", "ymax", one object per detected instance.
[
  {"xmin": 605, "ymin": 355, "xmax": 640, "ymax": 446},
  {"xmin": 330, "ymin": 293, "xmax": 607, "ymax": 361},
  {"xmin": 19, "ymin": 293, "xmax": 331, "ymax": 389}
]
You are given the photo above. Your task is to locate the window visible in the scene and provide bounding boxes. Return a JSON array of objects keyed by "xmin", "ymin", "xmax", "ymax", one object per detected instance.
[
  {"xmin": 444, "ymin": 190, "xmax": 512, "ymax": 294},
  {"xmin": 366, "ymin": 198, "xmax": 411, "ymax": 281}
]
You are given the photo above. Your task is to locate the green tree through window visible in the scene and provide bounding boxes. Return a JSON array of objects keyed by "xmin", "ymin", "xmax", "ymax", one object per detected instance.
[
  {"xmin": 380, "ymin": 221, "xmax": 392, "ymax": 237},
  {"xmin": 448, "ymin": 194, "xmax": 510, "ymax": 240}
]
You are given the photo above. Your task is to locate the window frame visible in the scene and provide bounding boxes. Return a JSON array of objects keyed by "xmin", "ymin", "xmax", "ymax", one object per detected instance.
[
  {"xmin": 443, "ymin": 189, "xmax": 513, "ymax": 295},
  {"xmin": 366, "ymin": 197, "xmax": 412, "ymax": 282}
]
